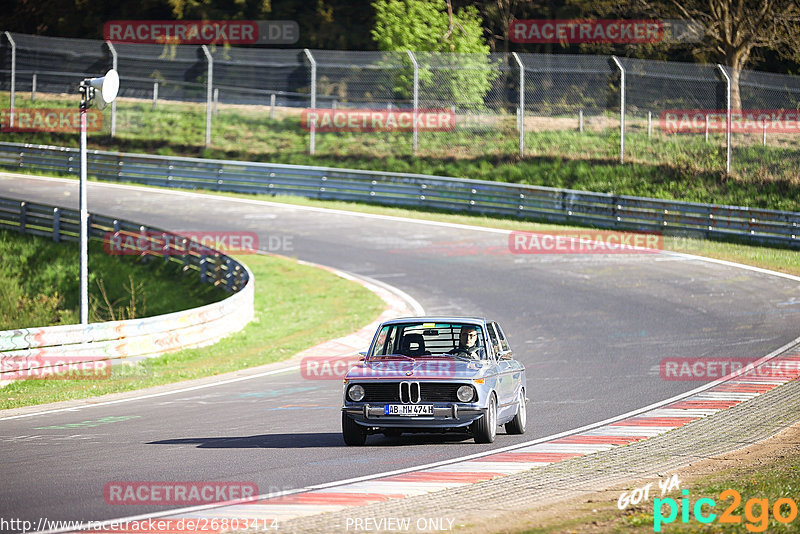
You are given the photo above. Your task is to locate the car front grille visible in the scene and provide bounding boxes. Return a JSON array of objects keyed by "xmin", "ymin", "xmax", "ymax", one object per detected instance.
[{"xmin": 359, "ymin": 382, "xmax": 464, "ymax": 403}]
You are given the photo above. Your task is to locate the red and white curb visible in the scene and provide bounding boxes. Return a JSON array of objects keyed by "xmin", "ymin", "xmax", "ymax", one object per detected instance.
[{"xmin": 113, "ymin": 348, "xmax": 800, "ymax": 530}]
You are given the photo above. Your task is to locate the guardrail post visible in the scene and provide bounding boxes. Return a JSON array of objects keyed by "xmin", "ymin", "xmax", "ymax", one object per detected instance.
[
  {"xmin": 105, "ymin": 41, "xmax": 118, "ymax": 137},
  {"xmin": 512, "ymin": 52, "xmax": 525, "ymax": 158},
  {"xmin": 53, "ymin": 207, "xmax": 60, "ymax": 242},
  {"xmin": 225, "ymin": 258, "xmax": 233, "ymax": 287},
  {"xmin": 407, "ymin": 50, "xmax": 419, "ymax": 155},
  {"xmin": 304, "ymin": 49, "xmax": 317, "ymax": 155},
  {"xmin": 717, "ymin": 64, "xmax": 732, "ymax": 175},
  {"xmin": 19, "ymin": 201, "xmax": 26, "ymax": 234},
  {"xmin": 161, "ymin": 232, "xmax": 169, "ymax": 262},
  {"xmin": 611, "ymin": 56, "xmax": 625, "ymax": 164},
  {"xmin": 181, "ymin": 237, "xmax": 190, "ymax": 271},
  {"xmin": 139, "ymin": 225, "xmax": 148, "ymax": 262},
  {"xmin": 5, "ymin": 32, "xmax": 16, "ymax": 128},
  {"xmin": 31, "ymin": 73, "xmax": 36, "ymax": 101},
  {"xmin": 201, "ymin": 45, "xmax": 213, "ymax": 148}
]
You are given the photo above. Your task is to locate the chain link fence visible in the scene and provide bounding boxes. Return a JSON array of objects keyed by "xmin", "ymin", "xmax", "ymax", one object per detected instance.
[{"xmin": 2, "ymin": 31, "xmax": 799, "ymax": 183}]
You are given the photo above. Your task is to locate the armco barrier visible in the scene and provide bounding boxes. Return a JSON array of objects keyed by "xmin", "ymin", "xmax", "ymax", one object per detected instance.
[
  {"xmin": 0, "ymin": 142, "xmax": 797, "ymax": 248},
  {"xmin": 0, "ymin": 196, "xmax": 253, "ymax": 380}
]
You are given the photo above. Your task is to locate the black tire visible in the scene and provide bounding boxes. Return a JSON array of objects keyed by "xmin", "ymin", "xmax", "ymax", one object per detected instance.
[
  {"xmin": 472, "ymin": 393, "xmax": 497, "ymax": 444},
  {"xmin": 342, "ymin": 413, "xmax": 367, "ymax": 446},
  {"xmin": 505, "ymin": 388, "xmax": 527, "ymax": 435}
]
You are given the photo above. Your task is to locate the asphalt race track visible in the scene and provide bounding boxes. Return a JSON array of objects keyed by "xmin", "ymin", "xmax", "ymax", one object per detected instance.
[{"xmin": 1, "ymin": 174, "xmax": 798, "ymax": 528}]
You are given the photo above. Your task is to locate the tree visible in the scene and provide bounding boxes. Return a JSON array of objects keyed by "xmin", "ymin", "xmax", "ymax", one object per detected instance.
[
  {"xmin": 371, "ymin": 0, "xmax": 499, "ymax": 107},
  {"xmin": 634, "ymin": 0, "xmax": 800, "ymax": 109}
]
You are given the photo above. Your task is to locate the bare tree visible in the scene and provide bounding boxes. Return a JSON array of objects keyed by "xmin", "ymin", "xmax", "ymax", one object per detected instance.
[{"xmin": 638, "ymin": 0, "xmax": 800, "ymax": 109}]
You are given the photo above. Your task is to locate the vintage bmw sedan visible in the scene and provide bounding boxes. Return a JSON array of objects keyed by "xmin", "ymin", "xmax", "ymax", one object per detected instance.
[{"xmin": 341, "ymin": 317, "xmax": 526, "ymax": 445}]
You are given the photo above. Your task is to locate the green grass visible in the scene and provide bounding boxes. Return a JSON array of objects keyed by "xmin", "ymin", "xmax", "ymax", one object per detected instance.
[
  {"xmin": 1, "ymin": 252, "xmax": 384, "ymax": 409},
  {"xmin": 0, "ymin": 229, "xmax": 226, "ymax": 329},
  {"xmin": 2, "ymin": 93, "xmax": 798, "ymax": 211}
]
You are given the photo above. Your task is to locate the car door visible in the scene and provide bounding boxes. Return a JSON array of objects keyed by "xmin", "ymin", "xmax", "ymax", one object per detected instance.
[{"xmin": 487, "ymin": 322, "xmax": 515, "ymax": 418}]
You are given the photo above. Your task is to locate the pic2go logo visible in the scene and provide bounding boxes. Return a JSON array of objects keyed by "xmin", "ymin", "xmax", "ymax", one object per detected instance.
[{"xmin": 654, "ymin": 489, "xmax": 799, "ymax": 532}]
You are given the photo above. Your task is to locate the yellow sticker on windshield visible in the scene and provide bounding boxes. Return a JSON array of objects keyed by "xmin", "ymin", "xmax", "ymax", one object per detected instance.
[{"xmin": 422, "ymin": 323, "xmax": 435, "ymax": 328}]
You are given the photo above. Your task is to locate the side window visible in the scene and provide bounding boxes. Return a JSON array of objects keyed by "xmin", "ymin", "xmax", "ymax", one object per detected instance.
[
  {"xmin": 485, "ymin": 324, "xmax": 500, "ymax": 359},
  {"xmin": 371, "ymin": 325, "xmax": 394, "ymax": 356},
  {"xmin": 494, "ymin": 322, "xmax": 510, "ymax": 352}
]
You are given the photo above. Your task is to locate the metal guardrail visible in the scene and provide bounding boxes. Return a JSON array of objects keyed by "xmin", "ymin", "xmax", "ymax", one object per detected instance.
[
  {"xmin": 0, "ymin": 195, "xmax": 254, "ymax": 379},
  {"xmin": 0, "ymin": 141, "xmax": 798, "ymax": 248}
]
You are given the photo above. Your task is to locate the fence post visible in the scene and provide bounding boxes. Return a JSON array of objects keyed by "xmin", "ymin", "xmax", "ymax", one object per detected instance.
[
  {"xmin": 512, "ymin": 52, "xmax": 525, "ymax": 157},
  {"xmin": 716, "ymin": 64, "xmax": 732, "ymax": 175},
  {"xmin": 304, "ymin": 49, "xmax": 317, "ymax": 155},
  {"xmin": 5, "ymin": 32, "xmax": 15, "ymax": 128},
  {"xmin": 705, "ymin": 114, "xmax": 709, "ymax": 142},
  {"xmin": 31, "ymin": 73, "xmax": 36, "ymax": 101},
  {"xmin": 213, "ymin": 87, "xmax": 219, "ymax": 116},
  {"xmin": 201, "ymin": 45, "xmax": 213, "ymax": 148},
  {"xmin": 647, "ymin": 111, "xmax": 652, "ymax": 138},
  {"xmin": 579, "ymin": 109, "xmax": 583, "ymax": 133},
  {"xmin": 105, "ymin": 41, "xmax": 118, "ymax": 137},
  {"xmin": 611, "ymin": 56, "xmax": 625, "ymax": 164},
  {"xmin": 153, "ymin": 82, "xmax": 158, "ymax": 110},
  {"xmin": 270, "ymin": 93, "xmax": 275, "ymax": 119},
  {"xmin": 407, "ymin": 50, "xmax": 419, "ymax": 155}
]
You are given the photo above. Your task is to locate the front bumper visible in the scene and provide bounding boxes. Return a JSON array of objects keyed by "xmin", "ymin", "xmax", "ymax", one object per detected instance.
[{"xmin": 342, "ymin": 404, "xmax": 486, "ymax": 428}]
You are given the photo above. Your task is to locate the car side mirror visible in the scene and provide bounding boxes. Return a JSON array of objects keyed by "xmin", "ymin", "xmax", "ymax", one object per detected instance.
[{"xmin": 499, "ymin": 350, "xmax": 513, "ymax": 360}]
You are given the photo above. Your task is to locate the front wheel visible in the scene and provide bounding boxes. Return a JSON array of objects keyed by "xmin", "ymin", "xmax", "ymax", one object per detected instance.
[
  {"xmin": 342, "ymin": 413, "xmax": 367, "ymax": 446},
  {"xmin": 472, "ymin": 394, "xmax": 497, "ymax": 443},
  {"xmin": 505, "ymin": 388, "xmax": 527, "ymax": 435}
]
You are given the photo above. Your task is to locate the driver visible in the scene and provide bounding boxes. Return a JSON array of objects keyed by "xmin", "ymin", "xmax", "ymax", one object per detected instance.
[{"xmin": 448, "ymin": 326, "xmax": 485, "ymax": 359}]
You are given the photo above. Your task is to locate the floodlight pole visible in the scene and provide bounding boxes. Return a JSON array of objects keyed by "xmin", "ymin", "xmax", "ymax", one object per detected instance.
[{"xmin": 79, "ymin": 82, "xmax": 91, "ymax": 327}]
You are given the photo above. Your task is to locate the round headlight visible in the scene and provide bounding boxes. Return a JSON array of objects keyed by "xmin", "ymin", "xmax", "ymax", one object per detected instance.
[
  {"xmin": 348, "ymin": 384, "xmax": 365, "ymax": 402},
  {"xmin": 457, "ymin": 385, "xmax": 474, "ymax": 402}
]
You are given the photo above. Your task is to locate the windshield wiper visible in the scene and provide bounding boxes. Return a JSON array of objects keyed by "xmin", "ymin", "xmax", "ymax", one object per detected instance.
[{"xmin": 369, "ymin": 353, "xmax": 415, "ymax": 361}]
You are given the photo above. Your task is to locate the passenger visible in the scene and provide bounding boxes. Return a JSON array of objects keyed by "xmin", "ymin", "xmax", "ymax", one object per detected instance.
[{"xmin": 448, "ymin": 326, "xmax": 485, "ymax": 359}]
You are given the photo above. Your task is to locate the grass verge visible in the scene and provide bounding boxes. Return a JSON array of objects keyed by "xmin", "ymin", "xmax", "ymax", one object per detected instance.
[
  {"xmin": 493, "ymin": 424, "xmax": 800, "ymax": 533},
  {"xmin": 0, "ymin": 229, "xmax": 226, "ymax": 330},
  {"xmin": 1, "ymin": 252, "xmax": 385, "ymax": 409}
]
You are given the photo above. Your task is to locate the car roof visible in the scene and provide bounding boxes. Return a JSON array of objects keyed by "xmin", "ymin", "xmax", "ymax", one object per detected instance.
[{"xmin": 380, "ymin": 316, "xmax": 487, "ymax": 327}]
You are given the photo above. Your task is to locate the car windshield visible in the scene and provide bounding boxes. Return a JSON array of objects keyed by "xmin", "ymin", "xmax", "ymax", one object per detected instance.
[{"xmin": 369, "ymin": 322, "xmax": 487, "ymax": 360}]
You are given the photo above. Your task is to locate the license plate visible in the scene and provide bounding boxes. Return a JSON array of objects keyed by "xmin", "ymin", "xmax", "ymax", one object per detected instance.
[{"xmin": 384, "ymin": 404, "xmax": 434, "ymax": 416}]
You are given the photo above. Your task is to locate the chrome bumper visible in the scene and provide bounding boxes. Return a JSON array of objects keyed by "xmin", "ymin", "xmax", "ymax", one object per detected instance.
[{"xmin": 342, "ymin": 404, "xmax": 484, "ymax": 420}]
